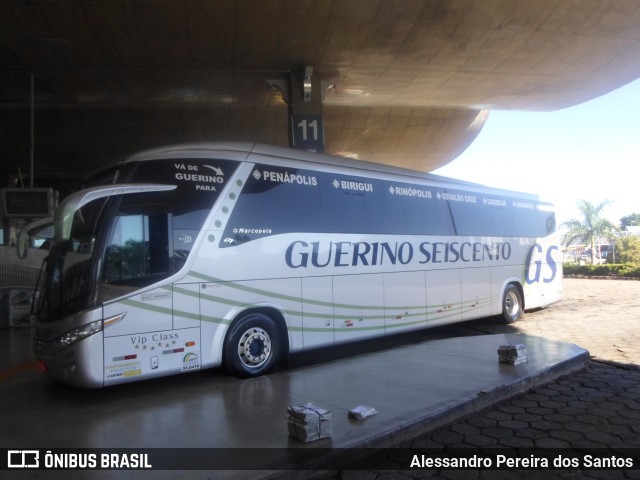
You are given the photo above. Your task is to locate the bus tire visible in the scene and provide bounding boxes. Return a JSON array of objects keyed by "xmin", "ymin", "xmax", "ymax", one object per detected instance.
[
  {"xmin": 224, "ymin": 313, "xmax": 281, "ymax": 378},
  {"xmin": 501, "ymin": 284, "xmax": 523, "ymax": 324}
]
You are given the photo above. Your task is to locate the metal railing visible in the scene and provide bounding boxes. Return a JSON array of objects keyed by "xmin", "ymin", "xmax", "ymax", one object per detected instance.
[{"xmin": 0, "ymin": 263, "xmax": 41, "ymax": 290}]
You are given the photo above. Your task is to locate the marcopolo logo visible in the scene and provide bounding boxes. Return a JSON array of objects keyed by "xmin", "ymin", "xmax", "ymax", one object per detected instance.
[
  {"xmin": 525, "ymin": 243, "xmax": 559, "ymax": 284},
  {"xmin": 8, "ymin": 450, "xmax": 39, "ymax": 468}
]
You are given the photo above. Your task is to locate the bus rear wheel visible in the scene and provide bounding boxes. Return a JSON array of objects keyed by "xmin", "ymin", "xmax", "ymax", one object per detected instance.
[
  {"xmin": 224, "ymin": 313, "xmax": 281, "ymax": 378},
  {"xmin": 501, "ymin": 284, "xmax": 523, "ymax": 324}
]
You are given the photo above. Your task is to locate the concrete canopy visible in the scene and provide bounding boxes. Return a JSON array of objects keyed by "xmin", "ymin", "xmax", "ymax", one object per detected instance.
[{"xmin": 2, "ymin": 0, "xmax": 640, "ymax": 189}]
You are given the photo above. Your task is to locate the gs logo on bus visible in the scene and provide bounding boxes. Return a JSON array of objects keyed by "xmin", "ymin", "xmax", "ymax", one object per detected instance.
[{"xmin": 525, "ymin": 243, "xmax": 559, "ymax": 284}]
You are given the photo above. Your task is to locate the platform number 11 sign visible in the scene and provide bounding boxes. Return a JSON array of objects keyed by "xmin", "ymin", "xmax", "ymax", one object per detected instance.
[{"xmin": 290, "ymin": 114, "xmax": 324, "ymax": 153}]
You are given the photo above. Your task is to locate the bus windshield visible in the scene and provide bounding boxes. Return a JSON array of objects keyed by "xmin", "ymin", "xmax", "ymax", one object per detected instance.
[
  {"xmin": 33, "ymin": 157, "xmax": 239, "ymax": 323},
  {"xmin": 34, "ymin": 198, "xmax": 106, "ymax": 323}
]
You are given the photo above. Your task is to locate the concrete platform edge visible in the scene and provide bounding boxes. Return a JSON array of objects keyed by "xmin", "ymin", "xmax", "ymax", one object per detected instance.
[{"xmin": 263, "ymin": 349, "xmax": 591, "ymax": 479}]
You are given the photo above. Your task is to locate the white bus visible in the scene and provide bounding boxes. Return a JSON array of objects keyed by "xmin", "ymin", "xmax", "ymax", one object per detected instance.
[{"xmin": 28, "ymin": 143, "xmax": 562, "ymax": 387}]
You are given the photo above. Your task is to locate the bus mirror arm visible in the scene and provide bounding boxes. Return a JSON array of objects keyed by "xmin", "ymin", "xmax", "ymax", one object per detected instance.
[{"xmin": 54, "ymin": 183, "xmax": 177, "ymax": 242}]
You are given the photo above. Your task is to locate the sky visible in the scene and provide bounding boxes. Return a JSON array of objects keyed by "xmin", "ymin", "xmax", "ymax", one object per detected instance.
[{"xmin": 432, "ymin": 78, "xmax": 640, "ymax": 227}]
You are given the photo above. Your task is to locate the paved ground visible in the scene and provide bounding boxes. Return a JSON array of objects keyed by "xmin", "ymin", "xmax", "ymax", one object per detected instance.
[
  {"xmin": 322, "ymin": 278, "xmax": 640, "ymax": 479},
  {"xmin": 2, "ymin": 278, "xmax": 638, "ymax": 479},
  {"xmin": 471, "ymin": 277, "xmax": 640, "ymax": 366}
]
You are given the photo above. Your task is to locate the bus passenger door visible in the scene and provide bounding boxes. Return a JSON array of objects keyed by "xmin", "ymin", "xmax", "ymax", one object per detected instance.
[
  {"xmin": 426, "ymin": 269, "xmax": 462, "ymax": 327},
  {"xmin": 301, "ymin": 276, "xmax": 334, "ymax": 349},
  {"xmin": 384, "ymin": 271, "xmax": 427, "ymax": 335},
  {"xmin": 333, "ymin": 274, "xmax": 384, "ymax": 344},
  {"xmin": 172, "ymin": 284, "xmax": 200, "ymax": 329},
  {"xmin": 103, "ymin": 289, "xmax": 173, "ymax": 338}
]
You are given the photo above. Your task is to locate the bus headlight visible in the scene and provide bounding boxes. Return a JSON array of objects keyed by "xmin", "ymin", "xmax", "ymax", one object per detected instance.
[{"xmin": 55, "ymin": 320, "xmax": 104, "ymax": 350}]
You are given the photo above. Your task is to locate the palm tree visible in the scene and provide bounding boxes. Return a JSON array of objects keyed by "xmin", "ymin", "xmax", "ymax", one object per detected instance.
[{"xmin": 562, "ymin": 200, "xmax": 617, "ymax": 264}]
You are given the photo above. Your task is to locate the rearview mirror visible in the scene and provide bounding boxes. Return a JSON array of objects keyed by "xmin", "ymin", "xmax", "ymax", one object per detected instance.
[{"xmin": 17, "ymin": 217, "xmax": 54, "ymax": 259}]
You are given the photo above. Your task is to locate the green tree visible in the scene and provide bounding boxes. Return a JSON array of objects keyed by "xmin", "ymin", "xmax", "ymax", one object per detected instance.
[
  {"xmin": 613, "ymin": 235, "xmax": 640, "ymax": 264},
  {"xmin": 562, "ymin": 200, "xmax": 617, "ymax": 264},
  {"xmin": 621, "ymin": 213, "xmax": 640, "ymax": 227}
]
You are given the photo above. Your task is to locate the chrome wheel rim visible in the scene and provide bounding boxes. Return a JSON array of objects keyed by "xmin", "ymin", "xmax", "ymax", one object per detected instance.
[
  {"xmin": 237, "ymin": 327, "xmax": 271, "ymax": 368},
  {"xmin": 505, "ymin": 291, "xmax": 520, "ymax": 318}
]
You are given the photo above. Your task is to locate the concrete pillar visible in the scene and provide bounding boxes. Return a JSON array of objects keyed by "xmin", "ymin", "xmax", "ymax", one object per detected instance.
[{"xmin": 268, "ymin": 66, "xmax": 327, "ymax": 153}]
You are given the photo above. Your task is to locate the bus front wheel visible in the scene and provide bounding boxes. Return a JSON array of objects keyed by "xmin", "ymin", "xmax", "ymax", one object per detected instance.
[
  {"xmin": 501, "ymin": 284, "xmax": 523, "ymax": 324},
  {"xmin": 224, "ymin": 313, "xmax": 281, "ymax": 378}
]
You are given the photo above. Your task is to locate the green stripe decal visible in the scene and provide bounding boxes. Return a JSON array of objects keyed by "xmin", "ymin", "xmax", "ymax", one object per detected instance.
[
  {"xmin": 187, "ymin": 272, "xmax": 493, "ymax": 322},
  {"xmin": 120, "ymin": 298, "xmax": 228, "ymax": 326},
  {"xmin": 116, "ymin": 271, "xmax": 494, "ymax": 333},
  {"xmin": 189, "ymin": 270, "xmax": 429, "ymax": 311}
]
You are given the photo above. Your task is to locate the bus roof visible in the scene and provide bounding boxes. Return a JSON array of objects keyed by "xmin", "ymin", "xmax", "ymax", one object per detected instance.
[{"xmin": 99, "ymin": 142, "xmax": 550, "ymax": 205}]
